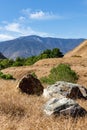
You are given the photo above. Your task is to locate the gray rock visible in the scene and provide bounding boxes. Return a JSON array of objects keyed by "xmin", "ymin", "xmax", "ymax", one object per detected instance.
[
  {"xmin": 43, "ymin": 81, "xmax": 87, "ymax": 99},
  {"xmin": 44, "ymin": 97, "xmax": 87, "ymax": 117},
  {"xmin": 17, "ymin": 74, "xmax": 43, "ymax": 95}
]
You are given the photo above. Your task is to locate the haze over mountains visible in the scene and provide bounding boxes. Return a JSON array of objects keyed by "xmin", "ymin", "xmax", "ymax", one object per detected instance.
[
  {"xmin": 0, "ymin": 52, "xmax": 6, "ymax": 59},
  {"xmin": 0, "ymin": 35, "xmax": 85, "ymax": 59}
]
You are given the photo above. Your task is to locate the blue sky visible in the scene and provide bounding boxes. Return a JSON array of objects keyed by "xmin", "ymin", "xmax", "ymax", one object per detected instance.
[{"xmin": 0, "ymin": 0, "xmax": 87, "ymax": 41}]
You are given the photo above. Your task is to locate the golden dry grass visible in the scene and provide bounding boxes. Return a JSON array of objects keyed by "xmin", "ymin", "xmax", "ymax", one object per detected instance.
[
  {"xmin": 0, "ymin": 80, "xmax": 87, "ymax": 130},
  {"xmin": 64, "ymin": 40, "xmax": 87, "ymax": 58},
  {"xmin": 0, "ymin": 56, "xmax": 87, "ymax": 130}
]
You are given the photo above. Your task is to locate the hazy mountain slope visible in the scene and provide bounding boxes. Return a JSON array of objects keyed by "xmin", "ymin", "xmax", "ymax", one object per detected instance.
[
  {"xmin": 65, "ymin": 40, "xmax": 87, "ymax": 58},
  {"xmin": 0, "ymin": 35, "xmax": 85, "ymax": 59},
  {"xmin": 0, "ymin": 52, "xmax": 6, "ymax": 59}
]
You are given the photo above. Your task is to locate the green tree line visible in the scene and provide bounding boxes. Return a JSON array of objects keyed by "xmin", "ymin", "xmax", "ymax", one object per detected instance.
[{"xmin": 0, "ymin": 48, "xmax": 63, "ymax": 69}]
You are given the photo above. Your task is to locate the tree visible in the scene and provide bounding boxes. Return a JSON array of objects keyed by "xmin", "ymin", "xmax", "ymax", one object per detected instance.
[
  {"xmin": 51, "ymin": 48, "xmax": 63, "ymax": 58},
  {"xmin": 41, "ymin": 49, "xmax": 52, "ymax": 58},
  {"xmin": 41, "ymin": 48, "xmax": 63, "ymax": 58}
]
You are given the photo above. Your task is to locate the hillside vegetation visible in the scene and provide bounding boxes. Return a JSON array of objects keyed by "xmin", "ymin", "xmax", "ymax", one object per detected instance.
[
  {"xmin": 0, "ymin": 48, "xmax": 63, "ymax": 69},
  {"xmin": 41, "ymin": 63, "xmax": 78, "ymax": 84}
]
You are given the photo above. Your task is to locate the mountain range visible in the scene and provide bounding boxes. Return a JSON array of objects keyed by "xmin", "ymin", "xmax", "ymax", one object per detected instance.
[{"xmin": 0, "ymin": 35, "xmax": 85, "ymax": 59}]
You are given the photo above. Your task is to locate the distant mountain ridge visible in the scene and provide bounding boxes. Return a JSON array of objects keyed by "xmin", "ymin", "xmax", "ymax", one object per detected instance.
[{"xmin": 0, "ymin": 35, "xmax": 85, "ymax": 59}]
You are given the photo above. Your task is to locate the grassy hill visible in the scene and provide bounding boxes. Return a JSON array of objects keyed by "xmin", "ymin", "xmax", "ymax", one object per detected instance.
[{"xmin": 0, "ymin": 42, "xmax": 87, "ymax": 130}]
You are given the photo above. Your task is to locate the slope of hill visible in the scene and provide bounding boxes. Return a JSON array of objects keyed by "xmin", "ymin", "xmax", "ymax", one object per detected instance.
[
  {"xmin": 0, "ymin": 52, "xmax": 6, "ymax": 59},
  {"xmin": 65, "ymin": 40, "xmax": 87, "ymax": 58},
  {"xmin": 0, "ymin": 35, "xmax": 85, "ymax": 59},
  {"xmin": 0, "ymin": 54, "xmax": 87, "ymax": 130}
]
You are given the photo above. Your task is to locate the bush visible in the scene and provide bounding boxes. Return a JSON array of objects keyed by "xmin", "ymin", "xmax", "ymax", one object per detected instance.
[
  {"xmin": 0, "ymin": 71, "xmax": 14, "ymax": 80},
  {"xmin": 41, "ymin": 48, "xmax": 63, "ymax": 58},
  {"xmin": 40, "ymin": 64, "xmax": 78, "ymax": 84},
  {"xmin": 5, "ymin": 74, "xmax": 14, "ymax": 79}
]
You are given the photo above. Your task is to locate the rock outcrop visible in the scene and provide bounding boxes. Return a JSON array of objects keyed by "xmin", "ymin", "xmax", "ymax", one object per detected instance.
[
  {"xmin": 43, "ymin": 81, "xmax": 87, "ymax": 99},
  {"xmin": 18, "ymin": 74, "xmax": 43, "ymax": 95},
  {"xmin": 44, "ymin": 97, "xmax": 87, "ymax": 117}
]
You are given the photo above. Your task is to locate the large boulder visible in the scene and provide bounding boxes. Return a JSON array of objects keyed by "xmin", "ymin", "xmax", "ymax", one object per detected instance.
[
  {"xmin": 43, "ymin": 97, "xmax": 87, "ymax": 117},
  {"xmin": 43, "ymin": 81, "xmax": 87, "ymax": 99},
  {"xmin": 18, "ymin": 74, "xmax": 43, "ymax": 95}
]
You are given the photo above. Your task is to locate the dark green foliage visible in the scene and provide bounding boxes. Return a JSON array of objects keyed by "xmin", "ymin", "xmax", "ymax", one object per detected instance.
[
  {"xmin": 41, "ymin": 48, "xmax": 63, "ymax": 58},
  {"xmin": 51, "ymin": 48, "xmax": 63, "ymax": 58},
  {"xmin": 12, "ymin": 57, "xmax": 25, "ymax": 66},
  {"xmin": 24, "ymin": 56, "xmax": 38, "ymax": 66},
  {"xmin": 0, "ymin": 71, "xmax": 14, "ymax": 80},
  {"xmin": 40, "ymin": 64, "xmax": 78, "ymax": 84},
  {"xmin": 5, "ymin": 74, "xmax": 14, "ymax": 79},
  {"xmin": 0, "ymin": 59, "xmax": 14, "ymax": 69}
]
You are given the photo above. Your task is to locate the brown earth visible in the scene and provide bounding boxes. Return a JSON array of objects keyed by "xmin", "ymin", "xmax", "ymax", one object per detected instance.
[{"xmin": 0, "ymin": 52, "xmax": 87, "ymax": 129}]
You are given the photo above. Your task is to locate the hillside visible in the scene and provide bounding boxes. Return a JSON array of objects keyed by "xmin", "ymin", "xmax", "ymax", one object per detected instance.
[
  {"xmin": 2, "ymin": 57, "xmax": 87, "ymax": 86},
  {"xmin": 0, "ymin": 35, "xmax": 85, "ymax": 59},
  {"xmin": 0, "ymin": 52, "xmax": 6, "ymax": 59},
  {"xmin": 0, "ymin": 39, "xmax": 87, "ymax": 130},
  {"xmin": 65, "ymin": 40, "xmax": 87, "ymax": 58},
  {"xmin": 0, "ymin": 56, "xmax": 87, "ymax": 130}
]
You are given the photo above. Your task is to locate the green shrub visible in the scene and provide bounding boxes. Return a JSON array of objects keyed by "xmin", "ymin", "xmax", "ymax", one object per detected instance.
[
  {"xmin": 0, "ymin": 73, "xmax": 6, "ymax": 79},
  {"xmin": 5, "ymin": 74, "xmax": 14, "ymax": 79},
  {"xmin": 0, "ymin": 71, "xmax": 14, "ymax": 80},
  {"xmin": 0, "ymin": 72, "xmax": 3, "ymax": 75},
  {"xmin": 40, "ymin": 64, "xmax": 78, "ymax": 84}
]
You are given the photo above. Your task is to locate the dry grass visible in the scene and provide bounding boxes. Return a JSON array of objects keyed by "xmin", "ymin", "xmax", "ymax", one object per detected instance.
[
  {"xmin": 0, "ymin": 56, "xmax": 87, "ymax": 130},
  {"xmin": 64, "ymin": 40, "xmax": 87, "ymax": 58},
  {"xmin": 0, "ymin": 79, "xmax": 87, "ymax": 130}
]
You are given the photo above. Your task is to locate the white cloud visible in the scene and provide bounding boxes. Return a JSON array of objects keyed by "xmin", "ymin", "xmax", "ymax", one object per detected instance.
[
  {"xmin": 18, "ymin": 16, "xmax": 26, "ymax": 21},
  {"xmin": 5, "ymin": 23, "xmax": 21, "ymax": 33},
  {"xmin": 22, "ymin": 9, "xmax": 62, "ymax": 20},
  {"xmin": 0, "ymin": 34, "xmax": 14, "ymax": 41},
  {"xmin": 0, "ymin": 21, "xmax": 50, "ymax": 41},
  {"xmin": 30, "ymin": 11, "xmax": 45, "ymax": 19},
  {"xmin": 0, "ymin": 8, "xmax": 60, "ymax": 41}
]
